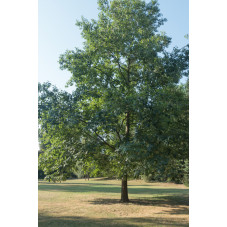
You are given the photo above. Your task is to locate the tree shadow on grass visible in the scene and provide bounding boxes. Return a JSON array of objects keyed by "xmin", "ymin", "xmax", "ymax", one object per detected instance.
[
  {"xmin": 38, "ymin": 214, "xmax": 189, "ymax": 227},
  {"xmin": 38, "ymin": 184, "xmax": 121, "ymax": 193},
  {"xmin": 38, "ymin": 183, "xmax": 188, "ymax": 196},
  {"xmin": 95, "ymin": 177, "xmax": 118, "ymax": 181},
  {"xmin": 39, "ymin": 181, "xmax": 116, "ymax": 186},
  {"xmin": 86, "ymin": 196, "xmax": 189, "ymax": 218},
  {"xmin": 89, "ymin": 195, "xmax": 188, "ymax": 207}
]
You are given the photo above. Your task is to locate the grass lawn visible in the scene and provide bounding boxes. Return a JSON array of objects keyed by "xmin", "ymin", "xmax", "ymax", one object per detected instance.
[{"xmin": 38, "ymin": 178, "xmax": 189, "ymax": 227}]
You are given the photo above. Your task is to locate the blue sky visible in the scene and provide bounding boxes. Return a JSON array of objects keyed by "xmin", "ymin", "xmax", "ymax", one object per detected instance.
[{"xmin": 39, "ymin": 0, "xmax": 189, "ymax": 92}]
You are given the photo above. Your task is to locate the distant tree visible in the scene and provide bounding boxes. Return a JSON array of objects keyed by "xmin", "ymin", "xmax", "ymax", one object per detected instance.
[
  {"xmin": 39, "ymin": 0, "xmax": 188, "ymax": 202},
  {"xmin": 38, "ymin": 150, "xmax": 45, "ymax": 179}
]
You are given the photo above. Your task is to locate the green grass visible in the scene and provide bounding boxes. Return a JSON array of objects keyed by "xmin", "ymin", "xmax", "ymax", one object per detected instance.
[{"xmin": 39, "ymin": 178, "xmax": 189, "ymax": 227}]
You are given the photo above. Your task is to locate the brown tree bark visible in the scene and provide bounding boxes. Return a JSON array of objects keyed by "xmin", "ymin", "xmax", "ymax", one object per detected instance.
[
  {"xmin": 120, "ymin": 174, "xmax": 129, "ymax": 202},
  {"xmin": 120, "ymin": 59, "xmax": 131, "ymax": 203}
]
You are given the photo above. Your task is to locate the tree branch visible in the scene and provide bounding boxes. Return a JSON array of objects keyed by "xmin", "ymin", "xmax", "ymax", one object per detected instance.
[
  {"xmin": 94, "ymin": 131, "xmax": 115, "ymax": 150},
  {"xmin": 119, "ymin": 116, "xmax": 127, "ymax": 132},
  {"xmin": 115, "ymin": 129, "xmax": 122, "ymax": 142},
  {"xmin": 127, "ymin": 58, "xmax": 131, "ymax": 84}
]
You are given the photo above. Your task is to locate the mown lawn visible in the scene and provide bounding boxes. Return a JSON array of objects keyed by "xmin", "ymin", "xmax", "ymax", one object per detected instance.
[{"xmin": 38, "ymin": 178, "xmax": 189, "ymax": 227}]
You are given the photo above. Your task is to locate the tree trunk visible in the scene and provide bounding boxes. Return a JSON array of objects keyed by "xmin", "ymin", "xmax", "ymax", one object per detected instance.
[
  {"xmin": 121, "ymin": 62, "xmax": 131, "ymax": 203},
  {"xmin": 121, "ymin": 175, "xmax": 129, "ymax": 202}
]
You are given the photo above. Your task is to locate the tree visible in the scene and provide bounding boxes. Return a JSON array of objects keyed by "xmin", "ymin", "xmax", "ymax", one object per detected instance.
[
  {"xmin": 39, "ymin": 0, "xmax": 188, "ymax": 202},
  {"xmin": 142, "ymin": 81, "xmax": 189, "ymax": 184}
]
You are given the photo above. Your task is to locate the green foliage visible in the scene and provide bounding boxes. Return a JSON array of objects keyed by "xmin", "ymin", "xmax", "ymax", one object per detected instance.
[
  {"xmin": 38, "ymin": 170, "xmax": 45, "ymax": 179},
  {"xmin": 143, "ymin": 158, "xmax": 189, "ymax": 185},
  {"xmin": 72, "ymin": 161, "xmax": 86, "ymax": 179},
  {"xmin": 183, "ymin": 159, "xmax": 189, "ymax": 186},
  {"xmin": 72, "ymin": 161, "xmax": 100, "ymax": 179},
  {"xmin": 38, "ymin": 0, "xmax": 188, "ymax": 183},
  {"xmin": 38, "ymin": 151, "xmax": 45, "ymax": 179}
]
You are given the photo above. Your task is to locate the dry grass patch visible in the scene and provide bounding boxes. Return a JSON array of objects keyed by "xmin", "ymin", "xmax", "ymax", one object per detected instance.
[{"xmin": 39, "ymin": 178, "xmax": 189, "ymax": 226}]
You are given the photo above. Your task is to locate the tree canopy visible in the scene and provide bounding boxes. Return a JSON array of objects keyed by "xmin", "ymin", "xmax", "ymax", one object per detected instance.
[{"xmin": 38, "ymin": 0, "xmax": 189, "ymax": 202}]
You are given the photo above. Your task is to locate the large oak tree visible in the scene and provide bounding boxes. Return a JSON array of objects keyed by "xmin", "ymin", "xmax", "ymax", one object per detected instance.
[{"xmin": 38, "ymin": 0, "xmax": 188, "ymax": 202}]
